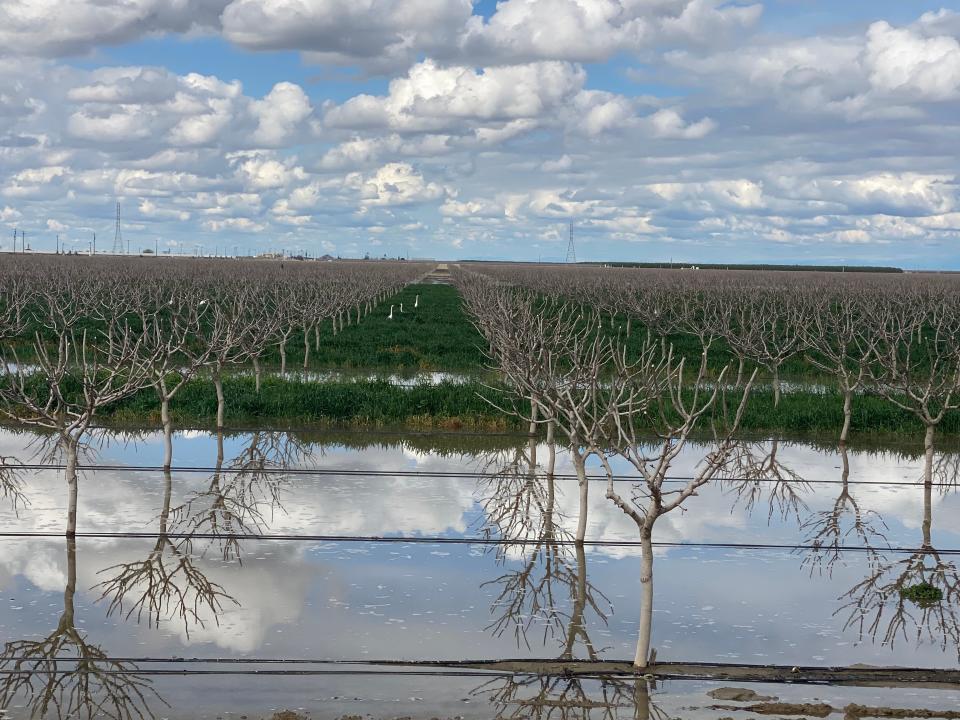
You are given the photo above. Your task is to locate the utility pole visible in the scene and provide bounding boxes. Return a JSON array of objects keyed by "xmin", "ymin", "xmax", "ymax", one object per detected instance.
[
  {"xmin": 93, "ymin": 232, "xmax": 96, "ymax": 255},
  {"xmin": 56, "ymin": 233, "xmax": 59, "ymax": 254}
]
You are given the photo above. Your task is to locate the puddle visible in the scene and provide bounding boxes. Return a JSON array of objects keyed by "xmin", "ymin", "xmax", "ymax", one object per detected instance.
[{"xmin": 1, "ymin": 427, "xmax": 959, "ymax": 718}]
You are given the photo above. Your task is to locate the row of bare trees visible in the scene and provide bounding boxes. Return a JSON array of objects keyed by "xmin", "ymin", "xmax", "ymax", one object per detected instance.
[
  {"xmin": 454, "ymin": 268, "xmax": 758, "ymax": 668},
  {"xmin": 0, "ymin": 255, "xmax": 427, "ymax": 534},
  {"xmin": 452, "ymin": 264, "xmax": 960, "ymax": 669},
  {"xmin": 463, "ymin": 263, "xmax": 960, "ymax": 471}
]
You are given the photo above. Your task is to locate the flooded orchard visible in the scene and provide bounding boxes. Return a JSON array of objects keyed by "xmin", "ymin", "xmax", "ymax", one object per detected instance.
[{"xmin": 1, "ymin": 426, "xmax": 959, "ymax": 719}]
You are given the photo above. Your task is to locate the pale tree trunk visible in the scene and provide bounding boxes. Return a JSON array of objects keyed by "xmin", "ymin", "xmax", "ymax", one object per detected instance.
[
  {"xmin": 65, "ymin": 436, "xmax": 79, "ymax": 537},
  {"xmin": 279, "ymin": 340, "xmax": 288, "ymax": 374},
  {"xmin": 331, "ymin": 316, "xmax": 338, "ymax": 336},
  {"xmin": 213, "ymin": 369, "xmax": 225, "ymax": 431},
  {"xmin": 252, "ymin": 356, "xmax": 262, "ymax": 393},
  {"xmin": 772, "ymin": 364, "xmax": 781, "ymax": 408},
  {"xmin": 634, "ymin": 530, "xmax": 654, "ymax": 668},
  {"xmin": 314, "ymin": 324, "xmax": 320, "ymax": 351},
  {"xmin": 571, "ymin": 447, "xmax": 589, "ymax": 545},
  {"xmin": 735, "ymin": 357, "xmax": 745, "ymax": 387},
  {"xmin": 840, "ymin": 387, "xmax": 853, "ymax": 445},
  {"xmin": 159, "ymin": 466, "xmax": 173, "ymax": 535},
  {"xmin": 626, "ymin": 316, "xmax": 631, "ymax": 337},
  {"xmin": 923, "ymin": 423, "xmax": 935, "ymax": 488},
  {"xmin": 161, "ymin": 396, "xmax": 174, "ymax": 470},
  {"xmin": 923, "ymin": 474, "xmax": 933, "ymax": 548},
  {"xmin": 303, "ymin": 325, "xmax": 311, "ymax": 369}
]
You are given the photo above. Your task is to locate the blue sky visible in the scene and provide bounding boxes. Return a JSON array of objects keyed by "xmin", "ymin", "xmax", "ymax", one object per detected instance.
[{"xmin": 1, "ymin": 0, "xmax": 959, "ymax": 266}]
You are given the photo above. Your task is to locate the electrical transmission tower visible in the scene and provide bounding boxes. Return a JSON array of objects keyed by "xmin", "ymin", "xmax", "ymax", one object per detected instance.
[
  {"xmin": 565, "ymin": 221, "xmax": 577, "ymax": 264},
  {"xmin": 112, "ymin": 202, "xmax": 123, "ymax": 254}
]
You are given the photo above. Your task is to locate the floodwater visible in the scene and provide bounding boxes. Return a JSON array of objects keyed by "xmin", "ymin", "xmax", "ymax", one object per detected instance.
[{"xmin": 1, "ymin": 426, "xmax": 959, "ymax": 718}]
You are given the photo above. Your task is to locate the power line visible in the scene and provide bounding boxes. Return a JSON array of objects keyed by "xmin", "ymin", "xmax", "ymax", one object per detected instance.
[
  {"xmin": 0, "ymin": 531, "xmax": 951, "ymax": 554},
  {"xmin": 2, "ymin": 462, "xmax": 953, "ymax": 487}
]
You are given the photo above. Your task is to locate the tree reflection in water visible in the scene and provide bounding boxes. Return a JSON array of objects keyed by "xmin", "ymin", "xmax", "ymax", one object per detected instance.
[
  {"xmin": 836, "ymin": 443, "xmax": 960, "ymax": 659},
  {"xmin": 96, "ymin": 429, "xmax": 310, "ymax": 635},
  {"xmin": 94, "ymin": 465, "xmax": 239, "ymax": 639},
  {"xmin": 0, "ymin": 537, "xmax": 164, "ymax": 720},
  {"xmin": 722, "ymin": 439, "xmax": 811, "ymax": 523},
  {"xmin": 801, "ymin": 444, "xmax": 888, "ymax": 577},
  {"xmin": 0, "ymin": 453, "xmax": 27, "ymax": 514},
  {"xmin": 475, "ymin": 674, "xmax": 667, "ymax": 720},
  {"xmin": 172, "ymin": 429, "xmax": 310, "ymax": 561},
  {"xmin": 476, "ymin": 439, "xmax": 611, "ymax": 658}
]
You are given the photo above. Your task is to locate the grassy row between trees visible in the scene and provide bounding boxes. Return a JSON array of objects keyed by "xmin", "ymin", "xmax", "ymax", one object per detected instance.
[{"xmin": 86, "ymin": 374, "xmax": 960, "ymax": 441}]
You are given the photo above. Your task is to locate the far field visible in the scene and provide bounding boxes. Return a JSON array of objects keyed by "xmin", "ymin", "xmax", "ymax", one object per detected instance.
[{"xmin": 82, "ymin": 281, "xmax": 960, "ymax": 442}]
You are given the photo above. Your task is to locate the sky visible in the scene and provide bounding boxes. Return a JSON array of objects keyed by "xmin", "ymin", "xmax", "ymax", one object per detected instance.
[{"xmin": 1, "ymin": 1, "xmax": 960, "ymax": 266}]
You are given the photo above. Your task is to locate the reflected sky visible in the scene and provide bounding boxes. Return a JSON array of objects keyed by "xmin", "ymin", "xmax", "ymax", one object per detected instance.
[{"xmin": 1, "ymin": 426, "xmax": 959, "ymax": 718}]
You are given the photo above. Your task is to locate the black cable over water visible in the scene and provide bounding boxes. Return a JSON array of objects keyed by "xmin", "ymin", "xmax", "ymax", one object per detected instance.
[
  {"xmin": 0, "ymin": 531, "xmax": 952, "ymax": 554},
  {"xmin": 3, "ymin": 463, "xmax": 952, "ymax": 487}
]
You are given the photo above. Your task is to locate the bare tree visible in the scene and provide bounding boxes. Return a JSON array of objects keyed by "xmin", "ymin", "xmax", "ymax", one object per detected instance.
[
  {"xmin": 0, "ymin": 291, "xmax": 158, "ymax": 535},
  {"xmin": 801, "ymin": 285, "xmax": 878, "ymax": 444},
  {"xmin": 866, "ymin": 286, "xmax": 960, "ymax": 486}
]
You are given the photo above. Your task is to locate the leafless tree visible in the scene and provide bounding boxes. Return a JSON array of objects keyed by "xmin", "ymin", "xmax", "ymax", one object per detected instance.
[
  {"xmin": 0, "ymin": 285, "xmax": 159, "ymax": 534},
  {"xmin": 801, "ymin": 285, "xmax": 878, "ymax": 444},
  {"xmin": 866, "ymin": 286, "xmax": 960, "ymax": 486}
]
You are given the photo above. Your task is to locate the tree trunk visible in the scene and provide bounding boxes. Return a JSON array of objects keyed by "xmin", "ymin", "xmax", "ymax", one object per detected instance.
[
  {"xmin": 253, "ymin": 356, "xmax": 262, "ymax": 393},
  {"xmin": 314, "ymin": 324, "xmax": 320, "ymax": 351},
  {"xmin": 280, "ymin": 340, "xmax": 287, "ymax": 374},
  {"xmin": 922, "ymin": 473, "xmax": 933, "ymax": 548},
  {"xmin": 571, "ymin": 448, "xmax": 589, "ymax": 545},
  {"xmin": 923, "ymin": 423, "xmax": 935, "ymax": 488},
  {"xmin": 633, "ymin": 679, "xmax": 652, "ymax": 720},
  {"xmin": 303, "ymin": 325, "xmax": 311, "ymax": 369},
  {"xmin": 546, "ymin": 419, "xmax": 556, "ymax": 478},
  {"xmin": 214, "ymin": 369, "xmax": 225, "ymax": 431},
  {"xmin": 626, "ymin": 316, "xmax": 631, "ymax": 337},
  {"xmin": 161, "ymin": 397, "xmax": 173, "ymax": 470},
  {"xmin": 634, "ymin": 531, "xmax": 654, "ymax": 668},
  {"xmin": 840, "ymin": 387, "xmax": 853, "ymax": 445},
  {"xmin": 65, "ymin": 437, "xmax": 79, "ymax": 537},
  {"xmin": 735, "ymin": 357, "xmax": 745, "ymax": 387},
  {"xmin": 772, "ymin": 364, "xmax": 781, "ymax": 407}
]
